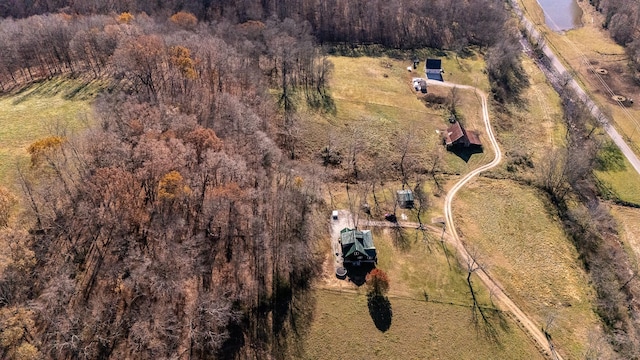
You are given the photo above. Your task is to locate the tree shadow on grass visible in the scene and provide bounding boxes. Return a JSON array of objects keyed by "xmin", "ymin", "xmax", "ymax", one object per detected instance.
[
  {"xmin": 367, "ymin": 293, "xmax": 392, "ymax": 332},
  {"xmin": 391, "ymin": 226, "xmax": 411, "ymax": 252},
  {"xmin": 344, "ymin": 262, "xmax": 375, "ymax": 286}
]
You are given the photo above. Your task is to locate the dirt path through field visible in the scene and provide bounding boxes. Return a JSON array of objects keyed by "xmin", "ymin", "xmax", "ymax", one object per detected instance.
[{"xmin": 429, "ymin": 79, "xmax": 563, "ymax": 360}]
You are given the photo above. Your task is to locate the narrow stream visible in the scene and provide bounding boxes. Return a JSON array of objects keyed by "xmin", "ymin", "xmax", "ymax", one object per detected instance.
[{"xmin": 537, "ymin": 0, "xmax": 583, "ymax": 31}]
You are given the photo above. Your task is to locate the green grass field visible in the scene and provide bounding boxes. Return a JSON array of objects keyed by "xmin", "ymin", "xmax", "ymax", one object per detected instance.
[
  {"xmin": 374, "ymin": 227, "xmax": 484, "ymax": 302},
  {"xmin": 0, "ymin": 78, "xmax": 97, "ymax": 188},
  {"xmin": 498, "ymin": 56, "xmax": 566, "ymax": 164},
  {"xmin": 309, "ymin": 201, "xmax": 544, "ymax": 359},
  {"xmin": 309, "ymin": 43, "xmax": 631, "ymax": 358},
  {"xmin": 595, "ymin": 158, "xmax": 640, "ymax": 205},
  {"xmin": 453, "ymin": 178, "xmax": 613, "ymax": 359}
]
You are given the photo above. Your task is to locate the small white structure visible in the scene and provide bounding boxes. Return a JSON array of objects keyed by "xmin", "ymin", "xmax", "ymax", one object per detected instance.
[
  {"xmin": 411, "ymin": 77, "xmax": 428, "ymax": 93},
  {"xmin": 332, "ymin": 210, "xmax": 339, "ymax": 220}
]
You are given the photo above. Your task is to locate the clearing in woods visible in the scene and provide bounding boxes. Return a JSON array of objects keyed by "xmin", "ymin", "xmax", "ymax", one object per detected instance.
[
  {"xmin": 0, "ymin": 78, "xmax": 98, "ymax": 187},
  {"xmin": 308, "ymin": 54, "xmax": 548, "ymax": 359}
]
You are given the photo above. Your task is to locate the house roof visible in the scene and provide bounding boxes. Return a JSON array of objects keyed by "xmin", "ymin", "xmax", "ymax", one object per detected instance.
[
  {"xmin": 445, "ymin": 121, "xmax": 464, "ymax": 145},
  {"xmin": 426, "ymin": 58, "xmax": 442, "ymax": 70},
  {"xmin": 426, "ymin": 58, "xmax": 443, "ymax": 81},
  {"xmin": 466, "ymin": 131, "xmax": 482, "ymax": 146},
  {"xmin": 444, "ymin": 121, "xmax": 482, "ymax": 147},
  {"xmin": 340, "ymin": 228, "xmax": 375, "ymax": 258},
  {"xmin": 426, "ymin": 72, "xmax": 443, "ymax": 81},
  {"xmin": 396, "ymin": 189, "xmax": 414, "ymax": 202}
]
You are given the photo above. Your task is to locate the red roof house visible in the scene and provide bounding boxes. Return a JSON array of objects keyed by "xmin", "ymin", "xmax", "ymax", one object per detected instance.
[{"xmin": 444, "ymin": 121, "xmax": 482, "ymax": 148}]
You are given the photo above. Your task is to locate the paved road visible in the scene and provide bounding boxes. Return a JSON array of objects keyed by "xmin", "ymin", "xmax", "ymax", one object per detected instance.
[
  {"xmin": 508, "ymin": 0, "xmax": 640, "ymax": 175},
  {"xmin": 428, "ymin": 80, "xmax": 563, "ymax": 360}
]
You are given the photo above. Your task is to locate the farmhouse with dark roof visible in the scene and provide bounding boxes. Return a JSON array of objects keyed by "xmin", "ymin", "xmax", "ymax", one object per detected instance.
[{"xmin": 339, "ymin": 228, "xmax": 377, "ymax": 266}]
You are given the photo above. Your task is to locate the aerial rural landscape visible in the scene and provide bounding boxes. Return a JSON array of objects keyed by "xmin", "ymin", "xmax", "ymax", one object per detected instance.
[{"xmin": 2, "ymin": 0, "xmax": 640, "ymax": 359}]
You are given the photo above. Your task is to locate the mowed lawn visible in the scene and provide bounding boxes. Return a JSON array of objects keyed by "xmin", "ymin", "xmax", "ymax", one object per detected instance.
[
  {"xmin": 0, "ymin": 78, "xmax": 95, "ymax": 187},
  {"xmin": 304, "ymin": 289, "xmax": 543, "ymax": 360},
  {"xmin": 453, "ymin": 178, "xmax": 613, "ymax": 359}
]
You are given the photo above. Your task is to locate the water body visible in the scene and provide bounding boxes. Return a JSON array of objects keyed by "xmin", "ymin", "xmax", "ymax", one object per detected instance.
[{"xmin": 537, "ymin": 0, "xmax": 583, "ymax": 31}]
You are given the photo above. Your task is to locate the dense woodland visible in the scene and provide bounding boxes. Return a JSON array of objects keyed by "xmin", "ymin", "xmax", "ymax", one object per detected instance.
[
  {"xmin": 0, "ymin": 1, "xmax": 522, "ymax": 359},
  {"xmin": 1, "ymin": 0, "xmax": 637, "ymax": 359},
  {"xmin": 1, "ymin": 0, "xmax": 507, "ymax": 50}
]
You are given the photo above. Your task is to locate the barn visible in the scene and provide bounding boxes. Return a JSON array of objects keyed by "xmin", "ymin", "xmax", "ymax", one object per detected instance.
[
  {"xmin": 425, "ymin": 58, "xmax": 444, "ymax": 81},
  {"xmin": 444, "ymin": 120, "xmax": 482, "ymax": 148}
]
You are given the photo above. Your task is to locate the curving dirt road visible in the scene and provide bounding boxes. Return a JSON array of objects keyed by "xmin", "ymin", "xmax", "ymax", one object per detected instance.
[{"xmin": 428, "ymin": 79, "xmax": 563, "ymax": 360}]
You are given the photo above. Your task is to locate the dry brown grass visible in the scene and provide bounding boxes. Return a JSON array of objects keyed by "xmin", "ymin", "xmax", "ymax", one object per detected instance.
[
  {"xmin": 611, "ymin": 205, "xmax": 640, "ymax": 266},
  {"xmin": 453, "ymin": 178, "xmax": 614, "ymax": 359},
  {"xmin": 310, "ymin": 45, "xmax": 619, "ymax": 358},
  {"xmin": 516, "ymin": 0, "xmax": 640, "ymax": 198},
  {"xmin": 0, "ymin": 78, "xmax": 95, "ymax": 188},
  {"xmin": 298, "ymin": 55, "xmax": 493, "ymax": 179},
  {"xmin": 304, "ymin": 289, "xmax": 544, "ymax": 360}
]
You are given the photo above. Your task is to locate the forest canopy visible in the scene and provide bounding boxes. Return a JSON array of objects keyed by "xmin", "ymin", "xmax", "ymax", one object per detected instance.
[{"xmin": 0, "ymin": 1, "xmax": 522, "ymax": 359}]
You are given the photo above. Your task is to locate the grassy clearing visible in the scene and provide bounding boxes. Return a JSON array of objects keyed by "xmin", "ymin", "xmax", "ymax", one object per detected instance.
[
  {"xmin": 300, "ymin": 55, "xmax": 492, "ymax": 178},
  {"xmin": 311, "ymin": 50, "xmax": 607, "ymax": 358},
  {"xmin": 453, "ymin": 178, "xmax": 612, "ymax": 359},
  {"xmin": 507, "ymin": 57, "xmax": 565, "ymax": 155},
  {"xmin": 372, "ymin": 227, "xmax": 479, "ymax": 302},
  {"xmin": 311, "ymin": 203, "xmax": 543, "ymax": 359},
  {"xmin": 0, "ymin": 78, "xmax": 98, "ymax": 187},
  {"xmin": 595, "ymin": 158, "xmax": 640, "ymax": 205},
  {"xmin": 304, "ymin": 289, "xmax": 543, "ymax": 360},
  {"xmin": 611, "ymin": 205, "xmax": 640, "ymax": 267}
]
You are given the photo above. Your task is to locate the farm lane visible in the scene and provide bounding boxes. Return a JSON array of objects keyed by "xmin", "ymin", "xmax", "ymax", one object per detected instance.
[
  {"xmin": 508, "ymin": 0, "xmax": 640, "ymax": 175},
  {"xmin": 330, "ymin": 79, "xmax": 563, "ymax": 359},
  {"xmin": 430, "ymin": 80, "xmax": 565, "ymax": 360}
]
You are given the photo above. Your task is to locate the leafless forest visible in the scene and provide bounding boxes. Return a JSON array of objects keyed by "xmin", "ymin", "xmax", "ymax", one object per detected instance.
[
  {"xmin": 0, "ymin": 1, "xmax": 520, "ymax": 359},
  {"xmin": 1, "ymin": 0, "xmax": 639, "ymax": 359}
]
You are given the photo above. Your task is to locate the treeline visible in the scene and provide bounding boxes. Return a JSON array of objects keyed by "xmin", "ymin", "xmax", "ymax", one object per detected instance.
[
  {"xmin": 588, "ymin": 0, "xmax": 640, "ymax": 76},
  {"xmin": 0, "ymin": 1, "xmax": 526, "ymax": 104},
  {"xmin": 1, "ymin": 0, "xmax": 508, "ymax": 50},
  {"xmin": 0, "ymin": 12, "xmax": 329, "ymax": 360},
  {"xmin": 536, "ymin": 63, "xmax": 640, "ymax": 358}
]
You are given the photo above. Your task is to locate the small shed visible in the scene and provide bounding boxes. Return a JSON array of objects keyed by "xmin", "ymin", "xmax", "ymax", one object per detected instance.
[
  {"xmin": 426, "ymin": 58, "xmax": 444, "ymax": 81},
  {"xmin": 444, "ymin": 120, "xmax": 482, "ymax": 148},
  {"xmin": 339, "ymin": 228, "xmax": 377, "ymax": 266},
  {"xmin": 396, "ymin": 189, "xmax": 415, "ymax": 209}
]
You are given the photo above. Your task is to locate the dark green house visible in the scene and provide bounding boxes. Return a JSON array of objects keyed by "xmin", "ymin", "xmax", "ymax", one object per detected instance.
[{"xmin": 339, "ymin": 228, "xmax": 377, "ymax": 266}]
